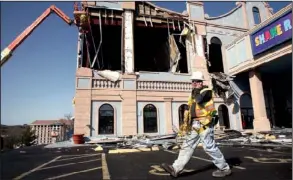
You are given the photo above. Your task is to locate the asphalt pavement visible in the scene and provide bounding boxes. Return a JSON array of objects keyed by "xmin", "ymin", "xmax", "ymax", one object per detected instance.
[{"xmin": 0, "ymin": 145, "xmax": 291, "ymax": 180}]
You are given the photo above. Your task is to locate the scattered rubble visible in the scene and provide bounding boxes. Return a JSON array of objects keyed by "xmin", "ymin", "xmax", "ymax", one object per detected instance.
[
  {"xmin": 44, "ymin": 128, "xmax": 292, "ymax": 150},
  {"xmin": 216, "ymin": 128, "xmax": 292, "ymax": 147}
]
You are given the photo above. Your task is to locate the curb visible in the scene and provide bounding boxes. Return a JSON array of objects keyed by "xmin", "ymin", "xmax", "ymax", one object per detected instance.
[{"xmin": 217, "ymin": 143, "xmax": 292, "ymax": 149}]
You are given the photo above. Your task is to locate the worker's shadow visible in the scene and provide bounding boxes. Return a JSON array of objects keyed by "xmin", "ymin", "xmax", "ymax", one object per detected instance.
[{"xmin": 179, "ymin": 157, "xmax": 241, "ymax": 177}]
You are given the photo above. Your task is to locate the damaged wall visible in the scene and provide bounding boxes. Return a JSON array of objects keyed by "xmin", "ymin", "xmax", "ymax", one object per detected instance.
[{"xmin": 73, "ymin": 1, "xmax": 279, "ymax": 136}]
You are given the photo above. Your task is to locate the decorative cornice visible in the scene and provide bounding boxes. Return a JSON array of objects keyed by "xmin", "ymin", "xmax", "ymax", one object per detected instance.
[{"xmin": 205, "ymin": 3, "xmax": 242, "ymax": 20}]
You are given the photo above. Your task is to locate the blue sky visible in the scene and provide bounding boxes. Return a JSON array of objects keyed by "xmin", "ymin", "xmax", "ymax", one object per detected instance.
[{"xmin": 1, "ymin": 2, "xmax": 290, "ymax": 125}]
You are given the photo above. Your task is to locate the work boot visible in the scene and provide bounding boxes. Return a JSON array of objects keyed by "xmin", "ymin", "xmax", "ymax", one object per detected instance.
[
  {"xmin": 161, "ymin": 163, "xmax": 179, "ymax": 178},
  {"xmin": 212, "ymin": 169, "xmax": 232, "ymax": 178}
]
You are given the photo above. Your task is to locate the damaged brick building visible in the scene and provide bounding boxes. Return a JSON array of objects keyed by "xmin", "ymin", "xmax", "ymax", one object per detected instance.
[{"xmin": 73, "ymin": 1, "xmax": 289, "ymax": 137}]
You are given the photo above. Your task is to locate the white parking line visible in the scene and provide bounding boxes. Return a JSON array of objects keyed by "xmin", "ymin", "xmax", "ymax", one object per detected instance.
[
  {"xmin": 61, "ymin": 153, "xmax": 101, "ymax": 158},
  {"xmin": 164, "ymin": 150, "xmax": 246, "ymax": 170},
  {"xmin": 13, "ymin": 156, "xmax": 62, "ymax": 180},
  {"xmin": 248, "ymin": 148, "xmax": 291, "ymax": 155},
  {"xmin": 39, "ymin": 159, "xmax": 101, "ymax": 170},
  {"xmin": 57, "ymin": 154, "xmax": 99, "ymax": 162},
  {"xmin": 46, "ymin": 167, "xmax": 102, "ymax": 180}
]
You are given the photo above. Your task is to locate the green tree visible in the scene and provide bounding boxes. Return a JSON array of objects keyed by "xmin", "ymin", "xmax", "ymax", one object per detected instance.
[
  {"xmin": 21, "ymin": 126, "xmax": 36, "ymax": 146},
  {"xmin": 4, "ymin": 136, "xmax": 20, "ymax": 149}
]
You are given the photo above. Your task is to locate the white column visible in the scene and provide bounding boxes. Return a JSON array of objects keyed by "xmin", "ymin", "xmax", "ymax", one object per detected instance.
[
  {"xmin": 249, "ymin": 70, "xmax": 271, "ymax": 131},
  {"xmin": 124, "ymin": 10, "xmax": 134, "ymax": 73},
  {"xmin": 194, "ymin": 34, "xmax": 205, "ymax": 58}
]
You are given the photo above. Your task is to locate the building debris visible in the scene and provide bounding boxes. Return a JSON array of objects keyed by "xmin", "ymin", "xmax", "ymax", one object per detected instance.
[
  {"xmin": 216, "ymin": 128, "xmax": 292, "ymax": 146},
  {"xmin": 169, "ymin": 35, "xmax": 181, "ymax": 73},
  {"xmin": 209, "ymin": 72, "xmax": 243, "ymax": 104},
  {"xmin": 93, "ymin": 69, "xmax": 121, "ymax": 82},
  {"xmin": 44, "ymin": 128, "xmax": 292, "ymax": 150}
]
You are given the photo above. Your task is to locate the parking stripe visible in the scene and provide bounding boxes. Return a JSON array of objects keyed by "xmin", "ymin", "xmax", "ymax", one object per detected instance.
[
  {"xmin": 61, "ymin": 153, "xmax": 101, "ymax": 158},
  {"xmin": 13, "ymin": 156, "xmax": 62, "ymax": 180},
  {"xmin": 102, "ymin": 153, "xmax": 111, "ymax": 180},
  {"xmin": 57, "ymin": 154, "xmax": 98, "ymax": 161},
  {"xmin": 164, "ymin": 150, "xmax": 246, "ymax": 170},
  {"xmin": 46, "ymin": 167, "xmax": 102, "ymax": 180},
  {"xmin": 39, "ymin": 159, "xmax": 101, "ymax": 170}
]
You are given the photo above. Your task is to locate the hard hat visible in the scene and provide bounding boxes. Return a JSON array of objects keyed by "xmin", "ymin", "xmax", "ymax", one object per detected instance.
[{"xmin": 190, "ymin": 71, "xmax": 205, "ymax": 81}]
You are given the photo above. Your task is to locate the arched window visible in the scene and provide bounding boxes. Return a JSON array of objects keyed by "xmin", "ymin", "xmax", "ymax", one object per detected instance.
[
  {"xmin": 210, "ymin": 37, "xmax": 222, "ymax": 46},
  {"xmin": 143, "ymin": 104, "xmax": 158, "ymax": 133},
  {"xmin": 178, "ymin": 104, "xmax": 188, "ymax": 126},
  {"xmin": 253, "ymin": 7, "xmax": 261, "ymax": 25},
  {"xmin": 98, "ymin": 104, "xmax": 114, "ymax": 134}
]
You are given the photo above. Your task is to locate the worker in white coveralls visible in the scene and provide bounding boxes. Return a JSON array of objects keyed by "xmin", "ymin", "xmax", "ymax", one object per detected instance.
[{"xmin": 161, "ymin": 71, "xmax": 232, "ymax": 178}]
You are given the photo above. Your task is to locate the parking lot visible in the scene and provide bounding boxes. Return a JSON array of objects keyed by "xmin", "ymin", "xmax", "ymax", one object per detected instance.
[{"xmin": 1, "ymin": 145, "xmax": 292, "ymax": 180}]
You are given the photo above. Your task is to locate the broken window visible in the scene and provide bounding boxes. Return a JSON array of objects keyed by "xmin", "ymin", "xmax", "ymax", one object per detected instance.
[
  {"xmin": 207, "ymin": 37, "xmax": 224, "ymax": 73},
  {"xmin": 178, "ymin": 104, "xmax": 188, "ymax": 126},
  {"xmin": 133, "ymin": 22, "xmax": 188, "ymax": 73},
  {"xmin": 81, "ymin": 14, "xmax": 122, "ymax": 71},
  {"xmin": 99, "ymin": 104, "xmax": 114, "ymax": 134},
  {"xmin": 143, "ymin": 104, "xmax": 158, "ymax": 133}
]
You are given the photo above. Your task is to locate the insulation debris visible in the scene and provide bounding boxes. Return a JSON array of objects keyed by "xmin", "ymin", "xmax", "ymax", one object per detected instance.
[
  {"xmin": 93, "ymin": 69, "xmax": 121, "ymax": 82},
  {"xmin": 169, "ymin": 35, "xmax": 181, "ymax": 73}
]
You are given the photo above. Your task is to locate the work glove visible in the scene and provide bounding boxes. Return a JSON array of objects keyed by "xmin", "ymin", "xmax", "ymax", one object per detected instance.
[{"xmin": 192, "ymin": 121, "xmax": 201, "ymax": 131}]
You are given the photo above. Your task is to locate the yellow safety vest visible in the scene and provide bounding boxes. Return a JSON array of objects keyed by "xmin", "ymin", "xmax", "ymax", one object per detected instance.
[{"xmin": 187, "ymin": 88, "xmax": 217, "ymax": 132}]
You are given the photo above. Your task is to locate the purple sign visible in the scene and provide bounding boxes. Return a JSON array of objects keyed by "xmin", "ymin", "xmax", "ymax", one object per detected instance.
[{"xmin": 250, "ymin": 11, "xmax": 292, "ymax": 56}]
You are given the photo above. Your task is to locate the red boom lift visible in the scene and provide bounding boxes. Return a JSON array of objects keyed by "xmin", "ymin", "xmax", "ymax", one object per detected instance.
[{"xmin": 1, "ymin": 5, "xmax": 75, "ymax": 67}]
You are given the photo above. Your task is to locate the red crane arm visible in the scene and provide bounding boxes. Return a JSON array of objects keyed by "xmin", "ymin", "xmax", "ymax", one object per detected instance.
[
  {"xmin": 8, "ymin": 5, "xmax": 73, "ymax": 51},
  {"xmin": 1, "ymin": 5, "xmax": 74, "ymax": 67}
]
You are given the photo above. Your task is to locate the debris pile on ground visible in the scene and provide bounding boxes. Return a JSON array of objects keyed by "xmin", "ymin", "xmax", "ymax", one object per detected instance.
[
  {"xmin": 216, "ymin": 128, "xmax": 292, "ymax": 147},
  {"xmin": 44, "ymin": 128, "xmax": 292, "ymax": 149}
]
